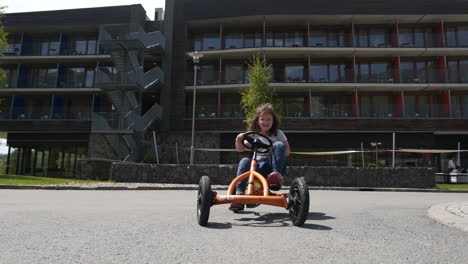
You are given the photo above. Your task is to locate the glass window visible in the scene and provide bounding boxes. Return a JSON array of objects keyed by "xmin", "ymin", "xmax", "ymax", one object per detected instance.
[
  {"xmin": 458, "ymin": 26, "xmax": 468, "ymax": 47},
  {"xmin": 415, "ymin": 62, "xmax": 427, "ymax": 82},
  {"xmin": 274, "ymin": 33, "xmax": 285, "ymax": 47},
  {"xmin": 198, "ymin": 65, "xmax": 217, "ymax": 85},
  {"xmin": 414, "ymin": 28, "xmax": 427, "ymax": 48},
  {"xmin": 75, "ymin": 40, "xmax": 87, "ymax": 55},
  {"xmin": 447, "ymin": 60, "xmax": 458, "ymax": 83},
  {"xmin": 357, "ymin": 29, "xmax": 369, "ymax": 47},
  {"xmin": 46, "ymin": 69, "xmax": 57, "ymax": 88},
  {"xmin": 87, "ymin": 40, "xmax": 97, "ymax": 55},
  {"xmin": 193, "ymin": 36, "xmax": 202, "ymax": 51},
  {"xmin": 67, "ymin": 68, "xmax": 85, "ymax": 87},
  {"xmin": 285, "ymin": 32, "xmax": 304, "ymax": 47},
  {"xmin": 255, "ymin": 33, "xmax": 263, "ymax": 47},
  {"xmin": 202, "ymin": 33, "xmax": 220, "ymax": 50},
  {"xmin": 399, "ymin": 28, "xmax": 413, "ymax": 47},
  {"xmin": 358, "ymin": 64, "xmax": 370, "ymax": 82},
  {"xmin": 285, "ymin": 65, "xmax": 304, "ymax": 82},
  {"xmin": 244, "ymin": 34, "xmax": 254, "ymax": 48},
  {"xmin": 224, "ymin": 34, "xmax": 242, "ymax": 49},
  {"xmin": 446, "ymin": 27, "xmax": 457, "ymax": 47},
  {"xmin": 224, "ymin": 64, "xmax": 244, "ymax": 84},
  {"xmin": 460, "ymin": 60, "xmax": 468, "ymax": 82},
  {"xmin": 400, "ymin": 62, "xmax": 416, "ymax": 82},
  {"xmin": 329, "ymin": 64, "xmax": 346, "ymax": 82},
  {"xmin": 309, "ymin": 30, "xmax": 327, "ymax": 47},
  {"xmin": 370, "ymin": 63, "xmax": 392, "ymax": 82},
  {"xmin": 369, "ymin": 29, "xmax": 386, "ymax": 47},
  {"xmin": 266, "ymin": 32, "xmax": 274, "ymax": 47},
  {"xmin": 310, "ymin": 64, "xmax": 328, "ymax": 82},
  {"xmin": 85, "ymin": 69, "xmax": 95, "ymax": 87}
]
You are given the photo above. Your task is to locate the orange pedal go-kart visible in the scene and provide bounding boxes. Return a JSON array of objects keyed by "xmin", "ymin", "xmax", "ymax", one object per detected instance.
[{"xmin": 197, "ymin": 131, "xmax": 310, "ymax": 227}]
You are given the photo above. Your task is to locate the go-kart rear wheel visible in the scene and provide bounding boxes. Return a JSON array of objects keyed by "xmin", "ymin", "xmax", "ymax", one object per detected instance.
[
  {"xmin": 197, "ymin": 176, "xmax": 213, "ymax": 226},
  {"xmin": 288, "ymin": 177, "xmax": 310, "ymax": 226}
]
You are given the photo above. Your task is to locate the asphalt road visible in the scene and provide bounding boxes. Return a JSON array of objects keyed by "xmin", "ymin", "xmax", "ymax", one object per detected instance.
[{"xmin": 0, "ymin": 190, "xmax": 466, "ymax": 264}]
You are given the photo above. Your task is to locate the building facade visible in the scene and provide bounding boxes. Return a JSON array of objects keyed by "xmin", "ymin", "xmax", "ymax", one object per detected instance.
[
  {"xmin": 3, "ymin": 1, "xmax": 468, "ymax": 176},
  {"xmin": 161, "ymin": 0, "xmax": 468, "ymax": 169},
  {"xmin": 0, "ymin": 5, "xmax": 164, "ymax": 176}
]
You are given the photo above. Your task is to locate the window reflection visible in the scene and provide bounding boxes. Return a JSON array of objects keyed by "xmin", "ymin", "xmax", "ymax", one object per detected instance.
[
  {"xmin": 224, "ymin": 64, "xmax": 244, "ymax": 84},
  {"xmin": 285, "ymin": 65, "xmax": 305, "ymax": 82}
]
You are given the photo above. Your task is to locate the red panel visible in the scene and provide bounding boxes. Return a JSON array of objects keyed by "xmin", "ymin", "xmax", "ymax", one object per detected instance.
[
  {"xmin": 436, "ymin": 23, "xmax": 444, "ymax": 47},
  {"xmin": 347, "ymin": 24, "xmax": 354, "ymax": 47},
  {"xmin": 395, "ymin": 91, "xmax": 404, "ymax": 117},
  {"xmin": 393, "ymin": 57, "xmax": 400, "ymax": 83},
  {"xmin": 438, "ymin": 57, "xmax": 447, "ymax": 82},
  {"xmin": 350, "ymin": 56, "xmax": 355, "ymax": 82},
  {"xmin": 441, "ymin": 91, "xmax": 450, "ymax": 117},
  {"xmin": 392, "ymin": 24, "xmax": 398, "ymax": 47},
  {"xmin": 352, "ymin": 92, "xmax": 358, "ymax": 117}
]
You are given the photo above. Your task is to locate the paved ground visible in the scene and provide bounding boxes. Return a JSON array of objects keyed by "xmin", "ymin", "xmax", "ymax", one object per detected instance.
[{"xmin": 0, "ymin": 189, "xmax": 467, "ymax": 264}]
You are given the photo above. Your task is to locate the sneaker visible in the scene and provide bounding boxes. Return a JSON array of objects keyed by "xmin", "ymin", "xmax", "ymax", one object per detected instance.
[
  {"xmin": 229, "ymin": 203, "xmax": 244, "ymax": 213},
  {"xmin": 268, "ymin": 172, "xmax": 284, "ymax": 191},
  {"xmin": 246, "ymin": 203, "xmax": 260, "ymax": 209}
]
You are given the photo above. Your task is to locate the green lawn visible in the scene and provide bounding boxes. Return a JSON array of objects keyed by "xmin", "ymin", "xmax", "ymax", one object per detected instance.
[
  {"xmin": 0, "ymin": 174, "xmax": 111, "ymax": 185},
  {"xmin": 436, "ymin": 184, "xmax": 468, "ymax": 190}
]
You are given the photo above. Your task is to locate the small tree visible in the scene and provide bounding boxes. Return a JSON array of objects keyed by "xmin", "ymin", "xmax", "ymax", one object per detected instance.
[
  {"xmin": 240, "ymin": 54, "xmax": 280, "ymax": 124},
  {"xmin": 0, "ymin": 6, "xmax": 7, "ymax": 89}
]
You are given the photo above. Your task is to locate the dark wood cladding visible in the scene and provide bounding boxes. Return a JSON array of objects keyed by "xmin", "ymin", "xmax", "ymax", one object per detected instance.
[
  {"xmin": 0, "ymin": 120, "xmax": 92, "ymax": 133},
  {"xmin": 180, "ymin": 0, "xmax": 468, "ymax": 21},
  {"xmin": 184, "ymin": 119, "xmax": 468, "ymax": 132},
  {"xmin": 3, "ymin": 5, "xmax": 146, "ymax": 27}
]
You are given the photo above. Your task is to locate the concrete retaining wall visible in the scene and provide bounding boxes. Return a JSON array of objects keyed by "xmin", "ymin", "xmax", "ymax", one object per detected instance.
[{"xmin": 77, "ymin": 159, "xmax": 435, "ymax": 188}]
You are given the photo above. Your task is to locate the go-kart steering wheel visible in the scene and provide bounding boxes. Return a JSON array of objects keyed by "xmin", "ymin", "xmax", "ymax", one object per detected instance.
[{"xmin": 241, "ymin": 131, "xmax": 273, "ymax": 153}]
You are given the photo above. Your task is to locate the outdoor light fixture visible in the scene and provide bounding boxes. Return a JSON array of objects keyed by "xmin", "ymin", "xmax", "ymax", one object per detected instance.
[
  {"xmin": 188, "ymin": 51, "xmax": 204, "ymax": 165},
  {"xmin": 370, "ymin": 142, "xmax": 383, "ymax": 167}
]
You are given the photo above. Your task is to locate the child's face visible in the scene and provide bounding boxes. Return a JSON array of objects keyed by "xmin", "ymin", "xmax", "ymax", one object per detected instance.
[{"xmin": 258, "ymin": 112, "xmax": 273, "ymax": 134}]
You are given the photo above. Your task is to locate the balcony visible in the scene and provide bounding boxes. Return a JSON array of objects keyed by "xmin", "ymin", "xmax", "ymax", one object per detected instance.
[{"xmin": 182, "ymin": 103, "xmax": 463, "ymax": 120}]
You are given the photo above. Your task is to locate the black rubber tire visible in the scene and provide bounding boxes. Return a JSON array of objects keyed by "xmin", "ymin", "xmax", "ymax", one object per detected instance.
[
  {"xmin": 288, "ymin": 177, "xmax": 310, "ymax": 226},
  {"xmin": 197, "ymin": 176, "xmax": 212, "ymax": 226}
]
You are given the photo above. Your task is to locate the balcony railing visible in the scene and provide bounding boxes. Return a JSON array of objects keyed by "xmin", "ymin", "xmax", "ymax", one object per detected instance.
[
  {"xmin": 188, "ymin": 30, "xmax": 452, "ymax": 51},
  {"xmin": 95, "ymin": 67, "xmax": 143, "ymax": 88},
  {"xmin": 3, "ymin": 107, "xmax": 92, "ymax": 120},
  {"xmin": 183, "ymin": 103, "xmax": 462, "ymax": 119},
  {"xmin": 185, "ymin": 104, "xmax": 245, "ymax": 119}
]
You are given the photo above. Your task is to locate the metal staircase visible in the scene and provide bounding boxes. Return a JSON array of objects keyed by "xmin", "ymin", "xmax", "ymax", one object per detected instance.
[{"xmin": 93, "ymin": 23, "xmax": 165, "ymax": 161}]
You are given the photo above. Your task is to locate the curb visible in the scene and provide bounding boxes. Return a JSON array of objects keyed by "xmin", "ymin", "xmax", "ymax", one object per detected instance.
[
  {"xmin": 1, "ymin": 184, "xmax": 468, "ymax": 193},
  {"xmin": 428, "ymin": 202, "xmax": 468, "ymax": 233}
]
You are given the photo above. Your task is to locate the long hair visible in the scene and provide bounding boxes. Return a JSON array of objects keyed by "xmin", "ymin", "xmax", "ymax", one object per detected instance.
[{"xmin": 247, "ymin": 103, "xmax": 280, "ymax": 135}]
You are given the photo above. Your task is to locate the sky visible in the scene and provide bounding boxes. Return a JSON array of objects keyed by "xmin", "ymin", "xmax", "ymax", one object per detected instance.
[
  {"xmin": 0, "ymin": 139, "xmax": 7, "ymax": 154},
  {"xmin": 2, "ymin": 0, "xmax": 166, "ymax": 20},
  {"xmin": 0, "ymin": 1, "xmax": 166, "ymax": 154}
]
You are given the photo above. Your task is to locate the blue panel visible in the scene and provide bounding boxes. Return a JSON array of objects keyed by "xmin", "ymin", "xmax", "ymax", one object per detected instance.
[
  {"xmin": 21, "ymin": 33, "xmax": 32, "ymax": 56},
  {"xmin": 93, "ymin": 95, "xmax": 101, "ymax": 112},
  {"xmin": 17, "ymin": 65, "xmax": 28, "ymax": 88},
  {"xmin": 60, "ymin": 33, "xmax": 68, "ymax": 55},
  {"xmin": 12, "ymin": 96, "xmax": 25, "ymax": 119},
  {"xmin": 52, "ymin": 95, "xmax": 63, "ymax": 119},
  {"xmin": 57, "ymin": 64, "xmax": 65, "ymax": 88}
]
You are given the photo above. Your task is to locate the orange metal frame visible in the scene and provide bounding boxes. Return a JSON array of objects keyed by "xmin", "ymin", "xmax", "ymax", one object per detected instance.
[{"xmin": 212, "ymin": 159, "xmax": 288, "ymax": 208}]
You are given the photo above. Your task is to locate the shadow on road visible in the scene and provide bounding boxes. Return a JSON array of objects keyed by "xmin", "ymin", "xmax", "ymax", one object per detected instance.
[{"xmin": 209, "ymin": 211, "xmax": 335, "ymax": 229}]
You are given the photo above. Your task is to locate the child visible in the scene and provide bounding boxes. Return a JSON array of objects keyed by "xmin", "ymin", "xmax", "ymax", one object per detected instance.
[{"xmin": 230, "ymin": 104, "xmax": 290, "ymax": 211}]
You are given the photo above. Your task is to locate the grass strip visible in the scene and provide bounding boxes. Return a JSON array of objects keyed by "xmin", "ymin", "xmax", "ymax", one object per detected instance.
[
  {"xmin": 436, "ymin": 184, "xmax": 468, "ymax": 190},
  {"xmin": 0, "ymin": 174, "xmax": 111, "ymax": 186}
]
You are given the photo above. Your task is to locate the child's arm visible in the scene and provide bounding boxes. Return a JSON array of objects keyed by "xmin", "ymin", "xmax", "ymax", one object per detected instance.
[
  {"xmin": 235, "ymin": 133, "xmax": 248, "ymax": 152},
  {"xmin": 284, "ymin": 140, "xmax": 291, "ymax": 157}
]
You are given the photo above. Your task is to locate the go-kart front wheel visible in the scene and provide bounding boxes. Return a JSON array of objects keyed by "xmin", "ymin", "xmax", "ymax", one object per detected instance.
[
  {"xmin": 197, "ymin": 175, "xmax": 213, "ymax": 226},
  {"xmin": 288, "ymin": 177, "xmax": 310, "ymax": 226}
]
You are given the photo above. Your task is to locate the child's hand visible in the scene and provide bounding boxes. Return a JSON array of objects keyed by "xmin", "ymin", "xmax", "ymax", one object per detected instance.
[
  {"xmin": 235, "ymin": 133, "xmax": 247, "ymax": 152},
  {"xmin": 236, "ymin": 133, "xmax": 245, "ymax": 142}
]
